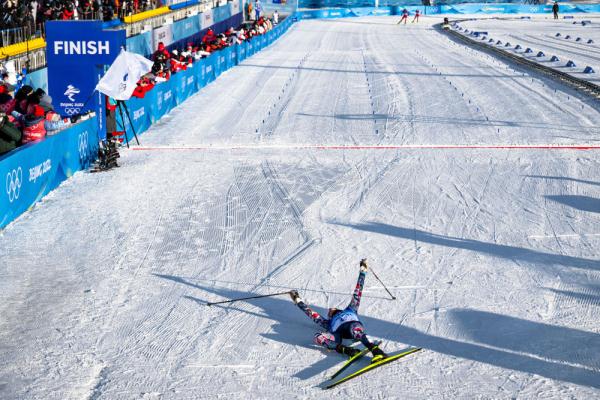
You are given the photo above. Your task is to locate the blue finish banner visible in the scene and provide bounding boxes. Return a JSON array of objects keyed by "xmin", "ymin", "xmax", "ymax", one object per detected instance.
[
  {"xmin": 46, "ymin": 21, "xmax": 125, "ymax": 66},
  {"xmin": 0, "ymin": 118, "xmax": 98, "ymax": 229},
  {"xmin": 45, "ymin": 21, "xmax": 126, "ymax": 121},
  {"xmin": 2, "ymin": 16, "xmax": 290, "ymax": 229}
]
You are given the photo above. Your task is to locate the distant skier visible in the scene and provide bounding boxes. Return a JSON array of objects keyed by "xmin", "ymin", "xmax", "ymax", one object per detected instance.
[
  {"xmin": 442, "ymin": 17, "xmax": 450, "ymax": 29},
  {"xmin": 552, "ymin": 1, "xmax": 559, "ymax": 20},
  {"xmin": 289, "ymin": 259, "xmax": 387, "ymax": 362},
  {"xmin": 412, "ymin": 9, "xmax": 420, "ymax": 23},
  {"xmin": 398, "ymin": 8, "xmax": 409, "ymax": 25}
]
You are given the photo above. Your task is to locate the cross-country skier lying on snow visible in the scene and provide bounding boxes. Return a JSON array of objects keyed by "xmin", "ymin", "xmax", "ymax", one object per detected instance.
[{"xmin": 289, "ymin": 259, "xmax": 387, "ymax": 362}]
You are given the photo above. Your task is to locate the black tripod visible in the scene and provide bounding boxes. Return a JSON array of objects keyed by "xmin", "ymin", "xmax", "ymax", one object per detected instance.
[{"xmin": 116, "ymin": 100, "xmax": 140, "ymax": 148}]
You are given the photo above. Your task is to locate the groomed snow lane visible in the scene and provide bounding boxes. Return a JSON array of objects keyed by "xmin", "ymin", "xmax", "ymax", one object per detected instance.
[{"xmin": 1, "ymin": 16, "xmax": 599, "ymax": 399}]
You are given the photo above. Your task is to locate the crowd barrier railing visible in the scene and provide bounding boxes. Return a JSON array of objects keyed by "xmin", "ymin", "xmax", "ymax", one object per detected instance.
[
  {"xmin": 0, "ymin": 37, "xmax": 46, "ymax": 59},
  {"xmin": 0, "ymin": 16, "xmax": 295, "ymax": 230},
  {"xmin": 0, "ymin": 0, "xmax": 236, "ymax": 64},
  {"xmin": 0, "ymin": 117, "xmax": 98, "ymax": 229},
  {"xmin": 124, "ymin": 6, "xmax": 173, "ymax": 23},
  {"xmin": 0, "ymin": 25, "xmax": 44, "ymax": 48}
]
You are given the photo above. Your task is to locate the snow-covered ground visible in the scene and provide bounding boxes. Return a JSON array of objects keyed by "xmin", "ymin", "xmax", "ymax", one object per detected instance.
[
  {"xmin": 2, "ymin": 15, "xmax": 600, "ymax": 399},
  {"xmin": 459, "ymin": 15, "xmax": 600, "ymax": 82}
]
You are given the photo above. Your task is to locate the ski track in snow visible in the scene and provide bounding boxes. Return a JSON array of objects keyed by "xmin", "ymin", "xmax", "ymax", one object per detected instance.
[
  {"xmin": 1, "ymin": 15, "xmax": 600, "ymax": 399},
  {"xmin": 460, "ymin": 16, "xmax": 600, "ymax": 85}
]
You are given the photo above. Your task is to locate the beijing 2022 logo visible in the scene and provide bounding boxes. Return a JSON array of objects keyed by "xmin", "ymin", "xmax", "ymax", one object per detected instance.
[
  {"xmin": 5, "ymin": 167, "xmax": 22, "ymax": 203},
  {"xmin": 61, "ymin": 84, "xmax": 84, "ymax": 115}
]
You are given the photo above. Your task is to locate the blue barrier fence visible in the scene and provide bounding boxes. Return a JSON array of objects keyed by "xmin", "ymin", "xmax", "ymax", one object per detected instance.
[
  {"xmin": 118, "ymin": 16, "xmax": 295, "ymax": 140},
  {"xmin": 296, "ymin": 3, "xmax": 600, "ymax": 17},
  {"xmin": 1, "ymin": 17, "xmax": 295, "ymax": 229},
  {"xmin": 7, "ymin": 0, "xmax": 599, "ymax": 228},
  {"xmin": 27, "ymin": 2, "xmax": 600, "ymax": 91},
  {"xmin": 0, "ymin": 118, "xmax": 98, "ymax": 229},
  {"xmin": 127, "ymin": 4, "xmax": 243, "ymax": 56},
  {"xmin": 298, "ymin": 0, "xmax": 534, "ymax": 8},
  {"xmin": 23, "ymin": 3, "xmax": 243, "ymax": 91}
]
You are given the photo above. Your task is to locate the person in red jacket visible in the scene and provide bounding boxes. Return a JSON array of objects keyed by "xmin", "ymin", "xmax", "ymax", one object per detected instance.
[
  {"xmin": 153, "ymin": 42, "xmax": 170, "ymax": 70},
  {"xmin": 0, "ymin": 85, "xmax": 16, "ymax": 114},
  {"xmin": 412, "ymin": 9, "xmax": 420, "ymax": 23},
  {"xmin": 169, "ymin": 50, "xmax": 187, "ymax": 74},
  {"xmin": 202, "ymin": 28, "xmax": 216, "ymax": 45},
  {"xmin": 62, "ymin": 3, "xmax": 75, "ymax": 20},
  {"xmin": 398, "ymin": 8, "xmax": 409, "ymax": 25},
  {"xmin": 22, "ymin": 105, "xmax": 47, "ymax": 143},
  {"xmin": 132, "ymin": 76, "xmax": 155, "ymax": 99}
]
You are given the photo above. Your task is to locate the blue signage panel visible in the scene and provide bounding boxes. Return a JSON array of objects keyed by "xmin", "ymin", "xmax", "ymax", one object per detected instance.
[
  {"xmin": 45, "ymin": 21, "xmax": 126, "ymax": 130},
  {"xmin": 126, "ymin": 31, "xmax": 154, "ymax": 57},
  {"xmin": 2, "ymin": 15, "xmax": 295, "ymax": 230},
  {"xmin": 0, "ymin": 118, "xmax": 98, "ymax": 229},
  {"xmin": 46, "ymin": 21, "xmax": 125, "ymax": 66},
  {"xmin": 172, "ymin": 16, "xmax": 201, "ymax": 43}
]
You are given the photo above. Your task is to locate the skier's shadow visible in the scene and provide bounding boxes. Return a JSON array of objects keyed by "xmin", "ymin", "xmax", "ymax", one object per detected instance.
[
  {"xmin": 330, "ymin": 221, "xmax": 600, "ymax": 272},
  {"xmin": 155, "ymin": 274, "xmax": 600, "ymax": 388},
  {"xmin": 154, "ymin": 273, "xmax": 341, "ymax": 379},
  {"xmin": 185, "ymin": 292, "xmax": 342, "ymax": 380},
  {"xmin": 545, "ymin": 194, "xmax": 600, "ymax": 214}
]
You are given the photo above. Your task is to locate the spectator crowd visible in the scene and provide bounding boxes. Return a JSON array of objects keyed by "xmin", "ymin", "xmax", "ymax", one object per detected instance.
[
  {"xmin": 0, "ymin": 0, "xmax": 158, "ymax": 39},
  {"xmin": 131, "ymin": 15, "xmax": 276, "ymax": 100},
  {"xmin": 1, "ymin": 12, "xmax": 280, "ymax": 155},
  {"xmin": 0, "ymin": 78, "xmax": 85, "ymax": 155}
]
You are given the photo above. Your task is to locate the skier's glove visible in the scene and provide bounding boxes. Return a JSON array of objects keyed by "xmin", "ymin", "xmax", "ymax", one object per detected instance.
[
  {"xmin": 359, "ymin": 258, "xmax": 368, "ymax": 272},
  {"xmin": 289, "ymin": 290, "xmax": 302, "ymax": 304}
]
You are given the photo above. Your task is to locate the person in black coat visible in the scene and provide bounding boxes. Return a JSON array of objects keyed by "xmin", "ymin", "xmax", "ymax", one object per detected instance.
[{"xmin": 0, "ymin": 112, "xmax": 22, "ymax": 155}]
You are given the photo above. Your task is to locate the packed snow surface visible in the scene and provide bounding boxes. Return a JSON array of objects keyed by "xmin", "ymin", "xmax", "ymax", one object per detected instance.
[
  {"xmin": 460, "ymin": 15, "xmax": 600, "ymax": 82},
  {"xmin": 2, "ymin": 15, "xmax": 600, "ymax": 399}
]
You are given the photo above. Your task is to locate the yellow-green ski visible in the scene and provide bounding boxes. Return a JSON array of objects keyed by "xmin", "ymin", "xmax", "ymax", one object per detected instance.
[
  {"xmin": 331, "ymin": 341, "xmax": 382, "ymax": 380},
  {"xmin": 325, "ymin": 347, "xmax": 422, "ymax": 389}
]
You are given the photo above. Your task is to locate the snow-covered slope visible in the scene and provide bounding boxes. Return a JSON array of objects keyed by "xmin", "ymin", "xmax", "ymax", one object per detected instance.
[
  {"xmin": 460, "ymin": 16, "xmax": 600, "ymax": 83},
  {"xmin": 1, "ymin": 16, "xmax": 600, "ymax": 399}
]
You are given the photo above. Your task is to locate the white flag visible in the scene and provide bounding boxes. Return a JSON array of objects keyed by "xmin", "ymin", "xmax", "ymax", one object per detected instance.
[{"xmin": 95, "ymin": 50, "xmax": 154, "ymax": 101}]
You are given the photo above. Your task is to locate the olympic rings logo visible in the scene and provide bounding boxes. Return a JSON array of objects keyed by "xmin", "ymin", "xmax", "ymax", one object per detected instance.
[
  {"xmin": 5, "ymin": 167, "xmax": 22, "ymax": 203},
  {"xmin": 64, "ymin": 108, "xmax": 80, "ymax": 116},
  {"xmin": 78, "ymin": 131, "xmax": 89, "ymax": 164}
]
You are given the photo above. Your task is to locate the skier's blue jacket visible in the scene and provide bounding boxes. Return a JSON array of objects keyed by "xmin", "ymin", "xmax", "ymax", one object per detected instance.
[
  {"xmin": 328, "ymin": 308, "xmax": 360, "ymax": 333},
  {"xmin": 296, "ymin": 269, "xmax": 366, "ymax": 333}
]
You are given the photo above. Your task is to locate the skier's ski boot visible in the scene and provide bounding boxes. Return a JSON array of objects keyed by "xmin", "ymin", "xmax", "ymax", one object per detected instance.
[
  {"xmin": 336, "ymin": 344, "xmax": 361, "ymax": 358},
  {"xmin": 370, "ymin": 346, "xmax": 387, "ymax": 363}
]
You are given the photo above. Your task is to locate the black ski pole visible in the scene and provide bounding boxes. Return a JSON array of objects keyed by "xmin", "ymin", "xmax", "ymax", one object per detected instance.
[
  {"xmin": 120, "ymin": 100, "xmax": 140, "ymax": 145},
  {"xmin": 116, "ymin": 101, "xmax": 130, "ymax": 148},
  {"xmin": 370, "ymin": 268, "xmax": 396, "ymax": 300},
  {"xmin": 207, "ymin": 291, "xmax": 292, "ymax": 306}
]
